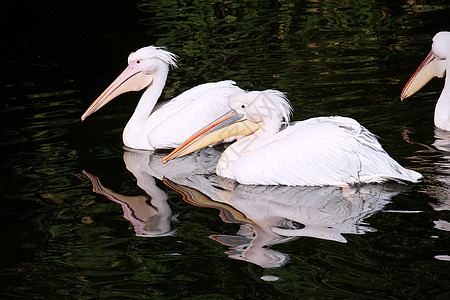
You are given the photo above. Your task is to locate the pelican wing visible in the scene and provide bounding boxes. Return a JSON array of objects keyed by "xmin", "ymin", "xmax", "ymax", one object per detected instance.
[
  {"xmin": 233, "ymin": 116, "xmax": 420, "ymax": 185},
  {"xmin": 146, "ymin": 80, "xmax": 243, "ymax": 148}
]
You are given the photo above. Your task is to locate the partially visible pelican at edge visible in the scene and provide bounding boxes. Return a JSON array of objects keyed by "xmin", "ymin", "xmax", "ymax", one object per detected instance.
[
  {"xmin": 81, "ymin": 46, "xmax": 242, "ymax": 150},
  {"xmin": 164, "ymin": 90, "xmax": 422, "ymax": 186},
  {"xmin": 401, "ymin": 31, "xmax": 450, "ymax": 131}
]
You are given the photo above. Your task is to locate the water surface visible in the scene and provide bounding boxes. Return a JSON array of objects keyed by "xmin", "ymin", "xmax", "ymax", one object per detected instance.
[{"xmin": 1, "ymin": 0, "xmax": 449, "ymax": 298}]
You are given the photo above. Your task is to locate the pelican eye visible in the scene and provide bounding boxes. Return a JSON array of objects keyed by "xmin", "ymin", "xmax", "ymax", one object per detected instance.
[
  {"xmin": 241, "ymin": 104, "xmax": 246, "ymax": 109},
  {"xmin": 136, "ymin": 60, "xmax": 141, "ymax": 64}
]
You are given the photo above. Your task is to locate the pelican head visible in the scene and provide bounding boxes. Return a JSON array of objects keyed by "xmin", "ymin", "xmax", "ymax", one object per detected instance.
[
  {"xmin": 401, "ymin": 32, "xmax": 449, "ymax": 100},
  {"xmin": 401, "ymin": 31, "xmax": 450, "ymax": 130},
  {"xmin": 163, "ymin": 89, "xmax": 292, "ymax": 163},
  {"xmin": 81, "ymin": 46, "xmax": 178, "ymax": 121}
]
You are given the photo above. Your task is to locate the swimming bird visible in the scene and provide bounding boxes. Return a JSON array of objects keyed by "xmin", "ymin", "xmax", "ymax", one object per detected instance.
[
  {"xmin": 401, "ymin": 31, "xmax": 450, "ymax": 131},
  {"xmin": 163, "ymin": 90, "xmax": 422, "ymax": 186},
  {"xmin": 81, "ymin": 46, "xmax": 242, "ymax": 150}
]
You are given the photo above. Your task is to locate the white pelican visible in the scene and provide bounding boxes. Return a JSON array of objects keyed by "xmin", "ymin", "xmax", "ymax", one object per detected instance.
[
  {"xmin": 163, "ymin": 90, "xmax": 422, "ymax": 186},
  {"xmin": 81, "ymin": 46, "xmax": 242, "ymax": 150},
  {"xmin": 401, "ymin": 31, "xmax": 450, "ymax": 131}
]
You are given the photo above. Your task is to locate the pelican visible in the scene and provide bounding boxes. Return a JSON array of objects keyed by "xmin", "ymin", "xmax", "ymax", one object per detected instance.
[
  {"xmin": 163, "ymin": 90, "xmax": 422, "ymax": 186},
  {"xmin": 81, "ymin": 46, "xmax": 242, "ymax": 150},
  {"xmin": 401, "ymin": 31, "xmax": 450, "ymax": 131}
]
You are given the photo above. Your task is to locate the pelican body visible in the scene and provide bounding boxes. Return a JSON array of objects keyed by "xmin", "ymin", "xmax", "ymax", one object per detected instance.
[
  {"xmin": 81, "ymin": 46, "xmax": 242, "ymax": 150},
  {"xmin": 401, "ymin": 31, "xmax": 450, "ymax": 131},
  {"xmin": 164, "ymin": 90, "xmax": 422, "ymax": 186}
]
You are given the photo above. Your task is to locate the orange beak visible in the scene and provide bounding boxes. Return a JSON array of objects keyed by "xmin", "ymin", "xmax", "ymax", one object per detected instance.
[
  {"xmin": 401, "ymin": 51, "xmax": 445, "ymax": 101},
  {"xmin": 162, "ymin": 110, "xmax": 261, "ymax": 163},
  {"xmin": 81, "ymin": 62, "xmax": 153, "ymax": 121}
]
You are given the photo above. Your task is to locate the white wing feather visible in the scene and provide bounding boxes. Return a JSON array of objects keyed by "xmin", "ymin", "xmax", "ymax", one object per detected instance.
[
  {"xmin": 147, "ymin": 80, "xmax": 243, "ymax": 148},
  {"xmin": 232, "ymin": 116, "xmax": 421, "ymax": 185}
]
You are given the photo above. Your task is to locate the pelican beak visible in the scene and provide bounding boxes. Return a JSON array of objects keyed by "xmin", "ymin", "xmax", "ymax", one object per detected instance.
[
  {"xmin": 401, "ymin": 51, "xmax": 445, "ymax": 101},
  {"xmin": 81, "ymin": 63, "xmax": 153, "ymax": 121},
  {"xmin": 162, "ymin": 110, "xmax": 260, "ymax": 163}
]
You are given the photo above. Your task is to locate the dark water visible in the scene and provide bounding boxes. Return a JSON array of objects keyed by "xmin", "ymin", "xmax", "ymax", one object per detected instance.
[{"xmin": 1, "ymin": 0, "xmax": 449, "ymax": 298}]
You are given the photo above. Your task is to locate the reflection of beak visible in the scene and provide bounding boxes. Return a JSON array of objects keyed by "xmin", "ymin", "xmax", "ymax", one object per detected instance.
[
  {"xmin": 162, "ymin": 177, "xmax": 254, "ymax": 224},
  {"xmin": 401, "ymin": 51, "xmax": 444, "ymax": 100},
  {"xmin": 162, "ymin": 110, "xmax": 261, "ymax": 163},
  {"xmin": 81, "ymin": 65, "xmax": 153, "ymax": 121}
]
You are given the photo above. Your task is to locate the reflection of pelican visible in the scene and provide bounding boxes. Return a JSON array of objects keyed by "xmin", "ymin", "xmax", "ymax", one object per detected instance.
[
  {"xmin": 81, "ymin": 46, "xmax": 242, "ymax": 150},
  {"xmin": 164, "ymin": 178, "xmax": 407, "ymax": 268},
  {"xmin": 83, "ymin": 147, "xmax": 222, "ymax": 237},
  {"xmin": 433, "ymin": 129, "xmax": 450, "ymax": 173},
  {"xmin": 83, "ymin": 170, "xmax": 174, "ymax": 237},
  {"xmin": 83, "ymin": 152, "xmax": 175, "ymax": 237},
  {"xmin": 401, "ymin": 31, "xmax": 450, "ymax": 131},
  {"xmin": 430, "ymin": 129, "xmax": 450, "ymax": 261},
  {"xmin": 164, "ymin": 90, "xmax": 422, "ymax": 185},
  {"xmin": 401, "ymin": 126, "xmax": 449, "ymax": 262},
  {"xmin": 428, "ymin": 129, "xmax": 450, "ymax": 212}
]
